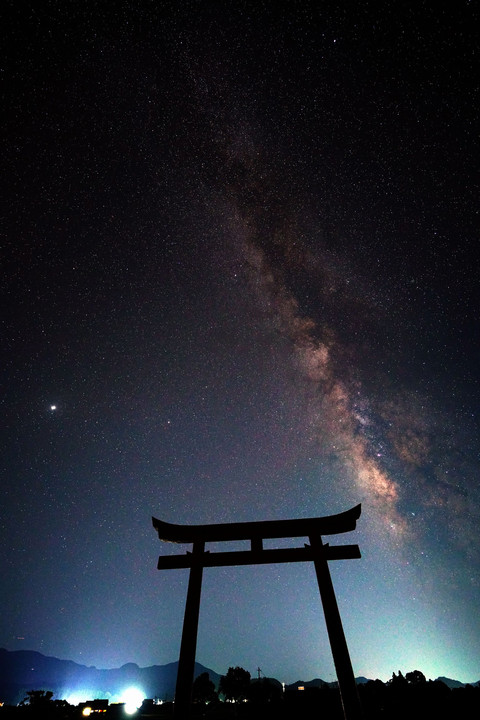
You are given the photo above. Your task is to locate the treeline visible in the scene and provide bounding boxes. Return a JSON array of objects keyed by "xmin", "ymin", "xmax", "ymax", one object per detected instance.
[
  {"xmin": 192, "ymin": 667, "xmax": 480, "ymax": 720},
  {"xmin": 356, "ymin": 670, "xmax": 480, "ymax": 720},
  {"xmin": 0, "ymin": 668, "xmax": 478, "ymax": 719}
]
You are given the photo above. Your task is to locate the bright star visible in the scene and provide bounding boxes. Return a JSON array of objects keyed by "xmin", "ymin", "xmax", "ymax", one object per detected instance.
[{"xmin": 50, "ymin": 405, "xmax": 57, "ymax": 411}]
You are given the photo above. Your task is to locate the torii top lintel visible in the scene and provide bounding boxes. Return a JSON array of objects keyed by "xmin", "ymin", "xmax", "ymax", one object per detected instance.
[{"xmin": 152, "ymin": 503, "xmax": 361, "ymax": 544}]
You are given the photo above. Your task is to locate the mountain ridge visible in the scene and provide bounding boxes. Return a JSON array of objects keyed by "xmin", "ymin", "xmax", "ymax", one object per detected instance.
[
  {"xmin": 0, "ymin": 648, "xmax": 478, "ymax": 705},
  {"xmin": 0, "ymin": 649, "xmax": 219, "ymax": 705}
]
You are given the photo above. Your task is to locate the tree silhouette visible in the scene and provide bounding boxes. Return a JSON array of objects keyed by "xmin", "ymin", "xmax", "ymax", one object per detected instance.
[
  {"xmin": 192, "ymin": 672, "xmax": 217, "ymax": 705},
  {"xmin": 219, "ymin": 666, "xmax": 251, "ymax": 703},
  {"xmin": 248, "ymin": 677, "xmax": 282, "ymax": 705},
  {"xmin": 389, "ymin": 670, "xmax": 408, "ymax": 688},
  {"xmin": 406, "ymin": 670, "xmax": 426, "ymax": 685},
  {"xmin": 22, "ymin": 690, "xmax": 54, "ymax": 706}
]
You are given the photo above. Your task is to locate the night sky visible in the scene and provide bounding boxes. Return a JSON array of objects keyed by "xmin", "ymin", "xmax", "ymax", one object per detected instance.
[{"xmin": 2, "ymin": 1, "xmax": 479, "ymax": 687}]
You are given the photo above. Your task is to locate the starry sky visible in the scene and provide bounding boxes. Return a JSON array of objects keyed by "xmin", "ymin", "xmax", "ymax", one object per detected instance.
[{"xmin": 2, "ymin": 1, "xmax": 479, "ymax": 687}]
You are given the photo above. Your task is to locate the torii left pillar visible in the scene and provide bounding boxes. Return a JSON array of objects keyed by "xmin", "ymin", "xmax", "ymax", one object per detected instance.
[{"xmin": 173, "ymin": 540, "xmax": 205, "ymax": 720}]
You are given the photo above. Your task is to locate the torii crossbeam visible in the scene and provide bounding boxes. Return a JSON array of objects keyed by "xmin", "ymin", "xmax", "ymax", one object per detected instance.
[{"xmin": 152, "ymin": 504, "xmax": 363, "ymax": 720}]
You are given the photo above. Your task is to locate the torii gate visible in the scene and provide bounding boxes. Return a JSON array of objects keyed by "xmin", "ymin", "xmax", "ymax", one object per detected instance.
[{"xmin": 152, "ymin": 504, "xmax": 363, "ymax": 720}]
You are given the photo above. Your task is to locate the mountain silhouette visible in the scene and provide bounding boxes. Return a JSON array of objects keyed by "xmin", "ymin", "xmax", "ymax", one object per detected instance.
[
  {"xmin": 0, "ymin": 649, "xmax": 220, "ymax": 705},
  {"xmin": 1, "ymin": 649, "xmax": 477, "ymax": 706},
  {"xmin": 436, "ymin": 676, "xmax": 475, "ymax": 689}
]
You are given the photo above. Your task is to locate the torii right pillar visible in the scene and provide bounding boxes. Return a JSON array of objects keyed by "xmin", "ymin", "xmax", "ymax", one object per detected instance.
[{"xmin": 310, "ymin": 533, "xmax": 363, "ymax": 720}]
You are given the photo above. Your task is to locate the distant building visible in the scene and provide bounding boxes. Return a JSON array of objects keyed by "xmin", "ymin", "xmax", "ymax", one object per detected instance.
[{"xmin": 79, "ymin": 698, "xmax": 109, "ymax": 715}]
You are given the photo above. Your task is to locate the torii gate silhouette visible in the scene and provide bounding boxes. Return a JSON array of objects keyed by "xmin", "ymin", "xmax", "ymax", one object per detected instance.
[{"xmin": 153, "ymin": 503, "xmax": 363, "ymax": 720}]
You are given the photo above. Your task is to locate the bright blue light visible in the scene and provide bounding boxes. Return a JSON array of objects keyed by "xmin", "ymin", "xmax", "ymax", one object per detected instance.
[{"xmin": 120, "ymin": 687, "xmax": 144, "ymax": 714}]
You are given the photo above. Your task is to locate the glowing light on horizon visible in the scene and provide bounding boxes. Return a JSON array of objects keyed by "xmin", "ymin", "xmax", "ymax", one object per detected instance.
[
  {"xmin": 120, "ymin": 687, "xmax": 144, "ymax": 714},
  {"xmin": 65, "ymin": 691, "xmax": 97, "ymax": 705}
]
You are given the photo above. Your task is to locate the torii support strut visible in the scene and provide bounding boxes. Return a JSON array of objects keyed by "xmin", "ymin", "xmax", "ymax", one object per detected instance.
[{"xmin": 153, "ymin": 504, "xmax": 363, "ymax": 720}]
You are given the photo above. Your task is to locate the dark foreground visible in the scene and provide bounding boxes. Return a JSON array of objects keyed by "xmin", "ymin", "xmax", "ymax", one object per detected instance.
[{"xmin": 1, "ymin": 679, "xmax": 479, "ymax": 719}]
